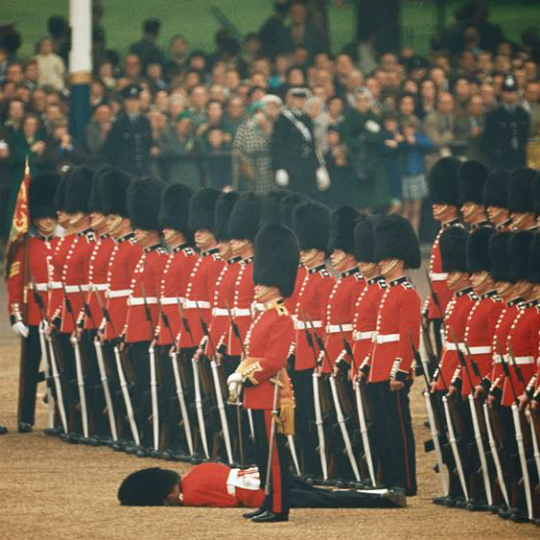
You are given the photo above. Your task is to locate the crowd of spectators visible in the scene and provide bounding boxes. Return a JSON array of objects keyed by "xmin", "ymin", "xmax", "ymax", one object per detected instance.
[{"xmin": 1, "ymin": 0, "xmax": 540, "ymax": 240}]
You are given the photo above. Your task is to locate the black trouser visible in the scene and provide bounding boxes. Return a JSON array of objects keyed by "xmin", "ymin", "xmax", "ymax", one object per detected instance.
[
  {"xmin": 366, "ymin": 380, "xmax": 416, "ymax": 494},
  {"xmin": 17, "ymin": 325, "xmax": 42, "ymax": 425},
  {"xmin": 290, "ymin": 368, "xmax": 322, "ymax": 477},
  {"xmin": 252, "ymin": 408, "xmax": 291, "ymax": 515}
]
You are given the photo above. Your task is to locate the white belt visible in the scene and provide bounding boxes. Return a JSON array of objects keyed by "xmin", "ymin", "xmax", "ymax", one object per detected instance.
[
  {"xmin": 65, "ymin": 284, "xmax": 90, "ymax": 293},
  {"xmin": 467, "ymin": 346, "xmax": 491, "ymax": 355},
  {"xmin": 353, "ymin": 330, "xmax": 375, "ymax": 342},
  {"xmin": 184, "ymin": 300, "xmax": 210, "ymax": 309},
  {"xmin": 232, "ymin": 308, "xmax": 251, "ymax": 317},
  {"xmin": 326, "ymin": 324, "xmax": 353, "ymax": 334},
  {"xmin": 430, "ymin": 272, "xmax": 448, "ymax": 281},
  {"xmin": 212, "ymin": 307, "xmax": 229, "ymax": 317},
  {"xmin": 91, "ymin": 283, "xmax": 108, "ymax": 292},
  {"xmin": 376, "ymin": 333, "xmax": 400, "ymax": 344},
  {"xmin": 492, "ymin": 354, "xmax": 503, "ymax": 364},
  {"xmin": 106, "ymin": 289, "xmax": 132, "ymax": 299},
  {"xmin": 31, "ymin": 283, "xmax": 48, "ymax": 292},
  {"xmin": 295, "ymin": 320, "xmax": 322, "ymax": 331},
  {"xmin": 48, "ymin": 281, "xmax": 63, "ymax": 290},
  {"xmin": 127, "ymin": 297, "xmax": 158, "ymax": 306},
  {"xmin": 160, "ymin": 297, "xmax": 184, "ymax": 306},
  {"xmin": 445, "ymin": 342, "xmax": 464, "ymax": 352},
  {"xmin": 504, "ymin": 354, "xmax": 534, "ymax": 365}
]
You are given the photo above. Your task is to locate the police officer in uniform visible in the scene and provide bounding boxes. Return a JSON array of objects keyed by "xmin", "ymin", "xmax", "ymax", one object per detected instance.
[
  {"xmin": 484, "ymin": 74, "xmax": 530, "ymax": 170},
  {"xmin": 104, "ymin": 84, "xmax": 155, "ymax": 177}
]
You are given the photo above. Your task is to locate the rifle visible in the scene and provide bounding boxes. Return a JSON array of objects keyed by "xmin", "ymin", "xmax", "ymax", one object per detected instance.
[
  {"xmin": 62, "ymin": 284, "xmax": 89, "ymax": 439},
  {"xmin": 337, "ymin": 323, "xmax": 376, "ymax": 487},
  {"xmin": 95, "ymin": 287, "xmax": 141, "ymax": 447},
  {"xmin": 408, "ymin": 331, "xmax": 448, "ymax": 496},
  {"xmin": 77, "ymin": 285, "xmax": 118, "ymax": 442},
  {"xmin": 157, "ymin": 299, "xmax": 194, "ymax": 456}
]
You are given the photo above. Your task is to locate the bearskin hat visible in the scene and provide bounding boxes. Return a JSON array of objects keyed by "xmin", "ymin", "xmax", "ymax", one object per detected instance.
[
  {"xmin": 508, "ymin": 231, "xmax": 534, "ymax": 283},
  {"xmin": 328, "ymin": 206, "xmax": 360, "ymax": 255},
  {"xmin": 253, "ymin": 223, "xmax": 300, "ymax": 298},
  {"xmin": 508, "ymin": 168, "xmax": 536, "ymax": 214},
  {"xmin": 280, "ymin": 193, "xmax": 308, "ymax": 229},
  {"xmin": 88, "ymin": 167, "xmax": 113, "ymax": 214},
  {"xmin": 65, "ymin": 166, "xmax": 94, "ymax": 214},
  {"xmin": 54, "ymin": 171, "xmax": 69, "ymax": 212},
  {"xmin": 213, "ymin": 191, "xmax": 239, "ymax": 241},
  {"xmin": 29, "ymin": 172, "xmax": 59, "ymax": 220},
  {"xmin": 483, "ymin": 168, "xmax": 509, "ymax": 209},
  {"xmin": 529, "ymin": 234, "xmax": 540, "ymax": 284},
  {"xmin": 373, "ymin": 214, "xmax": 421, "ymax": 269},
  {"xmin": 228, "ymin": 192, "xmax": 262, "ymax": 242},
  {"xmin": 118, "ymin": 467, "xmax": 180, "ymax": 506},
  {"xmin": 440, "ymin": 226, "xmax": 469, "ymax": 273},
  {"xmin": 466, "ymin": 227, "xmax": 496, "ymax": 274},
  {"xmin": 127, "ymin": 178, "xmax": 166, "ymax": 231},
  {"xmin": 427, "ymin": 157, "xmax": 460, "ymax": 206},
  {"xmin": 188, "ymin": 187, "xmax": 221, "ymax": 232},
  {"xmin": 98, "ymin": 168, "xmax": 132, "ymax": 218},
  {"xmin": 292, "ymin": 201, "xmax": 330, "ymax": 252},
  {"xmin": 260, "ymin": 189, "xmax": 291, "ymax": 227},
  {"xmin": 488, "ymin": 232, "xmax": 513, "ymax": 282},
  {"xmin": 458, "ymin": 160, "xmax": 488, "ymax": 206},
  {"xmin": 354, "ymin": 215, "xmax": 377, "ymax": 263},
  {"xmin": 158, "ymin": 182, "xmax": 193, "ymax": 235}
]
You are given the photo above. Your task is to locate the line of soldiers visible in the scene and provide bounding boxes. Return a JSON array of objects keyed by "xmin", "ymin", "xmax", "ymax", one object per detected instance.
[
  {"xmin": 423, "ymin": 157, "xmax": 540, "ymax": 526},
  {"xmin": 6, "ymin": 164, "xmax": 423, "ymax": 522}
]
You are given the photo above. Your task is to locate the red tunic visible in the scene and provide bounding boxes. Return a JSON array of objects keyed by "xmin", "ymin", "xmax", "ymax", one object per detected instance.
[
  {"xmin": 352, "ymin": 276, "xmax": 388, "ymax": 375},
  {"xmin": 426, "ymin": 225, "xmax": 458, "ymax": 320},
  {"xmin": 60, "ymin": 230, "xmax": 96, "ymax": 334},
  {"xmin": 103, "ymin": 233, "xmax": 142, "ymax": 340},
  {"xmin": 227, "ymin": 257, "xmax": 255, "ymax": 356},
  {"xmin": 435, "ymin": 289, "xmax": 477, "ymax": 392},
  {"xmin": 458, "ymin": 292, "xmax": 504, "ymax": 396},
  {"xmin": 179, "ymin": 248, "xmax": 225, "ymax": 348},
  {"xmin": 124, "ymin": 245, "xmax": 167, "ymax": 343},
  {"xmin": 156, "ymin": 244, "xmax": 198, "ymax": 346},
  {"xmin": 292, "ymin": 264, "xmax": 335, "ymax": 371},
  {"xmin": 322, "ymin": 267, "xmax": 365, "ymax": 373},
  {"xmin": 181, "ymin": 463, "xmax": 264, "ymax": 508},
  {"xmin": 83, "ymin": 234, "xmax": 115, "ymax": 330},
  {"xmin": 242, "ymin": 302, "xmax": 295, "ymax": 410},
  {"xmin": 500, "ymin": 301, "xmax": 540, "ymax": 407},
  {"xmin": 284, "ymin": 264, "xmax": 307, "ymax": 312},
  {"xmin": 48, "ymin": 234, "xmax": 75, "ymax": 322},
  {"xmin": 7, "ymin": 234, "xmax": 55, "ymax": 326},
  {"xmin": 204, "ymin": 257, "xmax": 241, "ymax": 356},
  {"xmin": 369, "ymin": 277, "xmax": 421, "ymax": 383}
]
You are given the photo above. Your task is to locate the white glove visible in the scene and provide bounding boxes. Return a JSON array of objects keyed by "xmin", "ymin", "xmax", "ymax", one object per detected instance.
[
  {"xmin": 227, "ymin": 372, "xmax": 244, "ymax": 398},
  {"xmin": 11, "ymin": 321, "xmax": 29, "ymax": 338},
  {"xmin": 316, "ymin": 166, "xmax": 331, "ymax": 191},
  {"xmin": 275, "ymin": 169, "xmax": 289, "ymax": 187}
]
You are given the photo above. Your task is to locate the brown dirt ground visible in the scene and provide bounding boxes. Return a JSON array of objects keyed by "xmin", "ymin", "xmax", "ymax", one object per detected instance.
[{"xmin": 0, "ymin": 265, "xmax": 538, "ymax": 540}]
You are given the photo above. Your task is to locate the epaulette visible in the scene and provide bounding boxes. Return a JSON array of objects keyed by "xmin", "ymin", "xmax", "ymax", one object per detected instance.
[
  {"xmin": 468, "ymin": 291, "xmax": 479, "ymax": 301},
  {"xmin": 378, "ymin": 280, "xmax": 388, "ymax": 289},
  {"xmin": 128, "ymin": 237, "xmax": 137, "ymax": 245},
  {"xmin": 182, "ymin": 247, "xmax": 196, "ymax": 256},
  {"xmin": 276, "ymin": 303, "xmax": 289, "ymax": 316},
  {"xmin": 318, "ymin": 268, "xmax": 331, "ymax": 277},
  {"xmin": 354, "ymin": 273, "xmax": 364, "ymax": 281},
  {"xmin": 211, "ymin": 253, "xmax": 221, "ymax": 261},
  {"xmin": 400, "ymin": 281, "xmax": 414, "ymax": 289}
]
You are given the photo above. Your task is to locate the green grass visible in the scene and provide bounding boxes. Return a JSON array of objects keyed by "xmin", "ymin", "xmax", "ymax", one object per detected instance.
[{"xmin": 4, "ymin": 0, "xmax": 538, "ymax": 61}]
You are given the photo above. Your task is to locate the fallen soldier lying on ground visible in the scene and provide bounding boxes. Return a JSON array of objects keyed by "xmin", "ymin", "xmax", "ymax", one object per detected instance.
[{"xmin": 118, "ymin": 462, "xmax": 407, "ymax": 510}]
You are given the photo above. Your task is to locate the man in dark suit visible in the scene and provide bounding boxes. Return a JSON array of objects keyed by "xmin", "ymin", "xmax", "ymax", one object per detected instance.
[
  {"xmin": 271, "ymin": 87, "xmax": 329, "ymax": 198},
  {"xmin": 483, "ymin": 74, "xmax": 530, "ymax": 169},
  {"xmin": 104, "ymin": 85, "xmax": 155, "ymax": 177}
]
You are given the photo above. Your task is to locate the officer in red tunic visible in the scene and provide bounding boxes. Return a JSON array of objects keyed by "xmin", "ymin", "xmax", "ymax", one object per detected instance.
[
  {"xmin": 6, "ymin": 172, "xmax": 59, "ymax": 433},
  {"xmin": 227, "ymin": 223, "xmax": 299, "ymax": 522},
  {"xmin": 56, "ymin": 167, "xmax": 97, "ymax": 443},
  {"xmin": 123, "ymin": 178, "xmax": 167, "ymax": 454},
  {"xmin": 367, "ymin": 215, "xmax": 421, "ymax": 496},
  {"xmin": 483, "ymin": 169, "xmax": 512, "ymax": 231},
  {"xmin": 426, "ymin": 157, "xmax": 462, "ymax": 357},
  {"xmin": 508, "ymin": 169, "xmax": 538, "ymax": 232},
  {"xmin": 154, "ymin": 182, "xmax": 197, "ymax": 457},
  {"xmin": 457, "ymin": 160, "xmax": 491, "ymax": 230},
  {"xmin": 97, "ymin": 169, "xmax": 143, "ymax": 452},
  {"xmin": 290, "ymin": 200, "xmax": 334, "ymax": 480}
]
